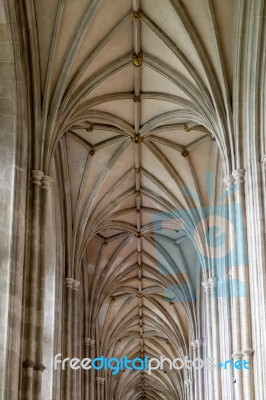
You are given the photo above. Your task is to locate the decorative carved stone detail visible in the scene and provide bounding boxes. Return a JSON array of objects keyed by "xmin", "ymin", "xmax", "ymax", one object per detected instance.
[
  {"xmin": 132, "ymin": 53, "xmax": 143, "ymax": 67},
  {"xmin": 184, "ymin": 124, "xmax": 191, "ymax": 132},
  {"xmin": 84, "ymin": 337, "xmax": 91, "ymax": 346},
  {"xmin": 135, "ymin": 190, "xmax": 141, "ymax": 197},
  {"xmin": 224, "ymin": 174, "xmax": 235, "ymax": 189},
  {"xmin": 86, "ymin": 125, "xmax": 93, "ymax": 132},
  {"xmin": 133, "ymin": 95, "xmax": 141, "ymax": 103},
  {"xmin": 135, "ymin": 167, "xmax": 141, "ymax": 173},
  {"xmin": 233, "ymin": 169, "xmax": 246, "ymax": 184},
  {"xmin": 34, "ymin": 362, "xmax": 46, "ymax": 372},
  {"xmin": 135, "ymin": 232, "xmax": 143, "ymax": 238},
  {"xmin": 181, "ymin": 149, "xmax": 189, "ymax": 157},
  {"xmin": 131, "ymin": 135, "xmax": 143, "ymax": 143},
  {"xmin": 95, "ymin": 377, "xmax": 102, "ymax": 384},
  {"xmin": 242, "ymin": 349, "xmax": 254, "ymax": 356},
  {"xmin": 31, "ymin": 170, "xmax": 44, "ymax": 186},
  {"xmin": 23, "ymin": 359, "xmax": 35, "ymax": 369},
  {"xmin": 208, "ymin": 277, "xmax": 218, "ymax": 291},
  {"xmin": 42, "ymin": 175, "xmax": 53, "ymax": 190},
  {"xmin": 191, "ymin": 338, "xmax": 203, "ymax": 348},
  {"xmin": 232, "ymin": 352, "xmax": 242, "ymax": 359},
  {"xmin": 89, "ymin": 149, "xmax": 95, "ymax": 156},
  {"xmin": 72, "ymin": 280, "xmax": 80, "ymax": 291},
  {"xmin": 202, "ymin": 280, "xmax": 211, "ymax": 292},
  {"xmin": 65, "ymin": 277, "xmax": 74, "ymax": 289},
  {"xmin": 132, "ymin": 10, "xmax": 141, "ymax": 19},
  {"xmin": 184, "ymin": 378, "xmax": 194, "ymax": 386},
  {"xmin": 100, "ymin": 377, "xmax": 106, "ymax": 384}
]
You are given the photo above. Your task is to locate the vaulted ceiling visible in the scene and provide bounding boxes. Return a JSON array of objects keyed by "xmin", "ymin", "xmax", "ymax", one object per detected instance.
[{"xmin": 30, "ymin": 0, "xmax": 235, "ymax": 398}]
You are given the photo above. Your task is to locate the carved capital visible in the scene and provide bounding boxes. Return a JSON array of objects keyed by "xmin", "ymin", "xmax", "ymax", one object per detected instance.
[
  {"xmin": 202, "ymin": 280, "xmax": 211, "ymax": 292},
  {"xmin": 208, "ymin": 277, "xmax": 218, "ymax": 290},
  {"xmin": 65, "ymin": 277, "xmax": 74, "ymax": 289},
  {"xmin": 242, "ymin": 349, "xmax": 254, "ymax": 357},
  {"xmin": 95, "ymin": 377, "xmax": 102, "ymax": 384},
  {"xmin": 195, "ymin": 338, "xmax": 203, "ymax": 347},
  {"xmin": 232, "ymin": 169, "xmax": 245, "ymax": 184},
  {"xmin": 232, "ymin": 351, "xmax": 242, "ymax": 360},
  {"xmin": 84, "ymin": 337, "xmax": 91, "ymax": 346},
  {"xmin": 41, "ymin": 176, "xmax": 53, "ymax": 190},
  {"xmin": 34, "ymin": 362, "xmax": 46, "ymax": 372},
  {"xmin": 191, "ymin": 338, "xmax": 203, "ymax": 349},
  {"xmin": 23, "ymin": 359, "xmax": 35, "ymax": 369},
  {"xmin": 72, "ymin": 280, "xmax": 80, "ymax": 291},
  {"xmin": 224, "ymin": 175, "xmax": 235, "ymax": 190},
  {"xmin": 31, "ymin": 170, "xmax": 43, "ymax": 186}
]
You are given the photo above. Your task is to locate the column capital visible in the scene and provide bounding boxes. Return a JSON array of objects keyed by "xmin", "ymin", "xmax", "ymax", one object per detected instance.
[
  {"xmin": 100, "ymin": 377, "xmax": 106, "ymax": 384},
  {"xmin": 64, "ymin": 277, "xmax": 74, "ymax": 288},
  {"xmin": 191, "ymin": 338, "xmax": 203, "ymax": 348},
  {"xmin": 95, "ymin": 377, "xmax": 102, "ymax": 384},
  {"xmin": 72, "ymin": 280, "xmax": 80, "ymax": 291},
  {"xmin": 201, "ymin": 280, "xmax": 211, "ymax": 292},
  {"xmin": 232, "ymin": 169, "xmax": 246, "ymax": 183},
  {"xmin": 23, "ymin": 359, "xmax": 35, "ymax": 369},
  {"xmin": 242, "ymin": 348, "xmax": 254, "ymax": 356},
  {"xmin": 84, "ymin": 337, "xmax": 91, "ymax": 346},
  {"xmin": 184, "ymin": 378, "xmax": 194, "ymax": 386},
  {"xmin": 31, "ymin": 170, "xmax": 44, "ymax": 186},
  {"xmin": 34, "ymin": 362, "xmax": 46, "ymax": 372},
  {"xmin": 232, "ymin": 351, "xmax": 242, "ymax": 360},
  {"xmin": 223, "ymin": 174, "xmax": 234, "ymax": 190},
  {"xmin": 208, "ymin": 277, "xmax": 218, "ymax": 290},
  {"xmin": 84, "ymin": 338, "xmax": 95, "ymax": 347},
  {"xmin": 41, "ymin": 175, "xmax": 53, "ymax": 190}
]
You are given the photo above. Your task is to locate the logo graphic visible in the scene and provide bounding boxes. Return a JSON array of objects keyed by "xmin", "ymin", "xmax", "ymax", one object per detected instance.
[{"xmin": 153, "ymin": 173, "xmax": 247, "ymax": 302}]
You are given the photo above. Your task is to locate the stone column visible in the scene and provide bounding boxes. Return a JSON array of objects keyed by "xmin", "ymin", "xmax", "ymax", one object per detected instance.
[
  {"xmin": 192, "ymin": 339, "xmax": 204, "ymax": 400},
  {"xmin": 83, "ymin": 338, "xmax": 90, "ymax": 400},
  {"xmin": 34, "ymin": 175, "xmax": 52, "ymax": 399},
  {"xmin": 72, "ymin": 280, "xmax": 80, "ymax": 399},
  {"xmin": 191, "ymin": 341, "xmax": 199, "ymax": 400},
  {"xmin": 224, "ymin": 175, "xmax": 243, "ymax": 400},
  {"xmin": 100, "ymin": 377, "xmax": 105, "ymax": 400},
  {"xmin": 201, "ymin": 279, "xmax": 213, "ymax": 399},
  {"xmin": 209, "ymin": 277, "xmax": 221, "ymax": 399},
  {"xmin": 233, "ymin": 169, "xmax": 254, "ymax": 399},
  {"xmin": 95, "ymin": 377, "xmax": 102, "ymax": 400},
  {"xmin": 89, "ymin": 339, "xmax": 96, "ymax": 399},
  {"xmin": 23, "ymin": 170, "xmax": 43, "ymax": 400},
  {"xmin": 64, "ymin": 277, "xmax": 74, "ymax": 400},
  {"xmin": 184, "ymin": 378, "xmax": 194, "ymax": 399},
  {"xmin": 197, "ymin": 339, "xmax": 204, "ymax": 400}
]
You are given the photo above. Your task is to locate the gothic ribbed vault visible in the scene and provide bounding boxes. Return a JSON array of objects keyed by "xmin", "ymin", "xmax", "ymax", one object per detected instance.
[{"xmin": 26, "ymin": 0, "xmax": 236, "ymax": 398}]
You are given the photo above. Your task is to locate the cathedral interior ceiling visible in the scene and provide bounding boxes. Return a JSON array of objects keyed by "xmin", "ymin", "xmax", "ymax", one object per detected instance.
[{"xmin": 28, "ymin": 0, "xmax": 236, "ymax": 397}]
